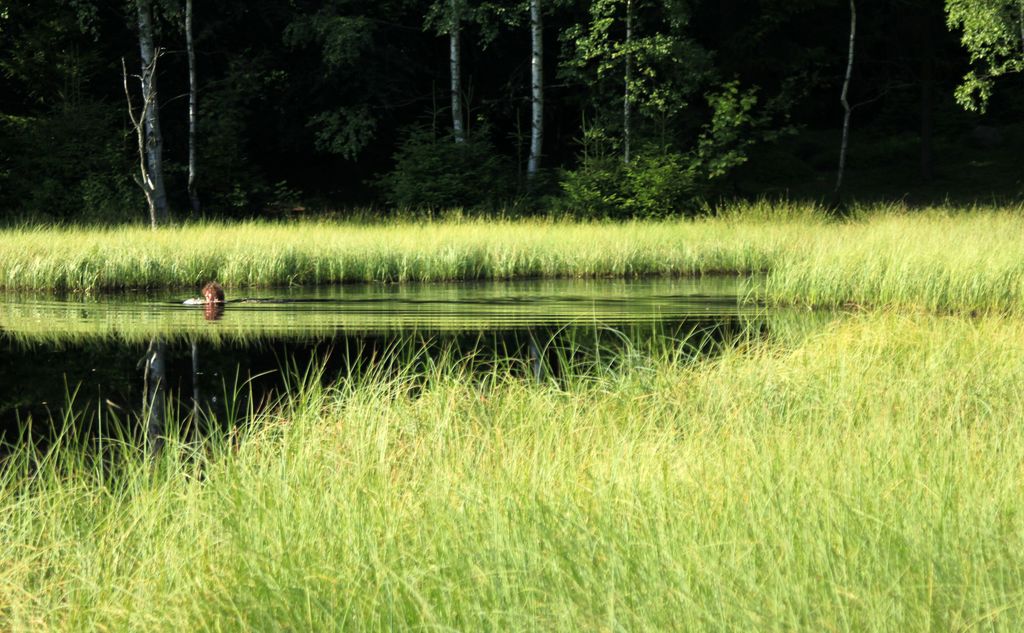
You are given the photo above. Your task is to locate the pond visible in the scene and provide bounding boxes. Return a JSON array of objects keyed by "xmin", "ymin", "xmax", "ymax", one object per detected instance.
[{"xmin": 0, "ymin": 277, "xmax": 810, "ymax": 447}]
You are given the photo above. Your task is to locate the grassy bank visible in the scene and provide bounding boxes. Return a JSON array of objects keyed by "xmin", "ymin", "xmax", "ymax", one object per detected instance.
[
  {"xmin": 0, "ymin": 215, "xmax": 789, "ymax": 290},
  {"xmin": 2, "ymin": 312, "xmax": 1024, "ymax": 630},
  {"xmin": 762, "ymin": 208, "xmax": 1024, "ymax": 313},
  {"xmin": 2, "ymin": 202, "xmax": 1024, "ymax": 313}
]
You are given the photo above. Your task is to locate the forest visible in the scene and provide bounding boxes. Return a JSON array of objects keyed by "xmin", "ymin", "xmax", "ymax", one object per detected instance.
[
  {"xmin": 8, "ymin": 4, "xmax": 1024, "ymax": 631},
  {"xmin": 2, "ymin": 0, "xmax": 1022, "ymax": 224}
]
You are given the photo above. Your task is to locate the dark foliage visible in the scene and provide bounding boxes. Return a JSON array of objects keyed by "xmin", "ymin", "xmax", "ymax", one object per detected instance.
[
  {"xmin": 380, "ymin": 126, "xmax": 515, "ymax": 211},
  {"xmin": 0, "ymin": 0, "xmax": 1020, "ymax": 223}
]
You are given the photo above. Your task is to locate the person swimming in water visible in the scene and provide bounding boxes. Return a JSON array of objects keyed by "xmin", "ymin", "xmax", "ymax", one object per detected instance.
[
  {"xmin": 183, "ymin": 281, "xmax": 225, "ymax": 305},
  {"xmin": 182, "ymin": 282, "xmax": 226, "ymax": 320},
  {"xmin": 183, "ymin": 282, "xmax": 307, "ymax": 311}
]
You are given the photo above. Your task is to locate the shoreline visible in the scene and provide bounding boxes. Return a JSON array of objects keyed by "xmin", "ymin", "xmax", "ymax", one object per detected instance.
[{"xmin": 0, "ymin": 205, "xmax": 1022, "ymax": 313}]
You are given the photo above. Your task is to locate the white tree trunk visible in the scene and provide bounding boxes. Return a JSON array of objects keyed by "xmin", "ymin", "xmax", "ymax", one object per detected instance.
[
  {"xmin": 186, "ymin": 0, "xmax": 200, "ymax": 213},
  {"xmin": 623, "ymin": 0, "xmax": 633, "ymax": 165},
  {"xmin": 527, "ymin": 0, "xmax": 543, "ymax": 179},
  {"xmin": 450, "ymin": 0, "xmax": 465, "ymax": 143},
  {"xmin": 835, "ymin": 0, "xmax": 856, "ymax": 193},
  {"xmin": 136, "ymin": 0, "xmax": 169, "ymax": 226},
  {"xmin": 144, "ymin": 337, "xmax": 167, "ymax": 456}
]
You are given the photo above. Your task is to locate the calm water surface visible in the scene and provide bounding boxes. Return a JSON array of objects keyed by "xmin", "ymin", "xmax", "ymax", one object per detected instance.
[{"xmin": 0, "ymin": 277, "xmax": 791, "ymax": 443}]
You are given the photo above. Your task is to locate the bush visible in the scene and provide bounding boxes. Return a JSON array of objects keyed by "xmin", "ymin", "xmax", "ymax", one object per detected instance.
[
  {"xmin": 559, "ymin": 151, "xmax": 701, "ymax": 218},
  {"xmin": 379, "ymin": 126, "xmax": 514, "ymax": 211},
  {"xmin": 0, "ymin": 102, "xmax": 141, "ymax": 223},
  {"xmin": 558, "ymin": 82, "xmax": 763, "ymax": 218},
  {"xmin": 558, "ymin": 156, "xmax": 626, "ymax": 217}
]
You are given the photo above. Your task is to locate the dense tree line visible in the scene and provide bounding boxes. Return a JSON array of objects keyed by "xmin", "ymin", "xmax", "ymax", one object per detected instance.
[{"xmin": 0, "ymin": 0, "xmax": 1022, "ymax": 223}]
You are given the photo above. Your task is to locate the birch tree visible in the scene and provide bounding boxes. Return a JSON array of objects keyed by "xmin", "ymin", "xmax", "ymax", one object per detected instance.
[
  {"xmin": 527, "ymin": 0, "xmax": 543, "ymax": 179},
  {"xmin": 450, "ymin": 0, "xmax": 465, "ymax": 142},
  {"xmin": 835, "ymin": 0, "xmax": 855, "ymax": 193},
  {"xmin": 133, "ymin": 0, "xmax": 169, "ymax": 227},
  {"xmin": 946, "ymin": 0, "xmax": 1024, "ymax": 111},
  {"xmin": 564, "ymin": 0, "xmax": 696, "ymax": 162},
  {"xmin": 186, "ymin": 0, "xmax": 199, "ymax": 213},
  {"xmin": 623, "ymin": 0, "xmax": 633, "ymax": 164},
  {"xmin": 426, "ymin": 0, "xmax": 467, "ymax": 141}
]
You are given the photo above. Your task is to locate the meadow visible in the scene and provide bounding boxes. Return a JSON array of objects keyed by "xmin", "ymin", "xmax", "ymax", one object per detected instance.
[
  {"xmin": 2, "ymin": 202, "xmax": 1024, "ymax": 313},
  {"xmin": 3, "ymin": 203, "xmax": 1024, "ymax": 631},
  {"xmin": 1, "ymin": 312, "xmax": 1023, "ymax": 631}
]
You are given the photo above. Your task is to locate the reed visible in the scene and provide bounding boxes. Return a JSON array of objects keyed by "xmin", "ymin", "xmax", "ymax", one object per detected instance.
[
  {"xmin": 0, "ymin": 216, "xmax": 790, "ymax": 291},
  {"xmin": 763, "ymin": 205, "xmax": 1024, "ymax": 313},
  {"xmin": 2, "ymin": 311, "xmax": 1023, "ymax": 631},
  {"xmin": 3, "ymin": 202, "xmax": 1024, "ymax": 314}
]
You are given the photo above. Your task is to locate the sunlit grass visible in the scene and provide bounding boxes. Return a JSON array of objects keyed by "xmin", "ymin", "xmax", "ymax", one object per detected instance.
[
  {"xmin": 763, "ymin": 205, "xmax": 1024, "ymax": 313},
  {"xmin": 0, "ymin": 214, "xmax": 792, "ymax": 290},
  {"xmin": 2, "ymin": 312, "xmax": 1024, "ymax": 630},
  {"xmin": 3, "ymin": 201, "xmax": 1024, "ymax": 313}
]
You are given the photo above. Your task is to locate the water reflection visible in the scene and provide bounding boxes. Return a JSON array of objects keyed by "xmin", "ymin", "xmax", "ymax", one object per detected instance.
[
  {"xmin": 0, "ymin": 278, "xmax": 837, "ymax": 451},
  {"xmin": 142, "ymin": 337, "xmax": 167, "ymax": 455},
  {"xmin": 0, "ymin": 278, "xmax": 760, "ymax": 343},
  {"xmin": 204, "ymin": 302, "xmax": 225, "ymax": 321},
  {"xmin": 2, "ymin": 320, "xmax": 769, "ymax": 447}
]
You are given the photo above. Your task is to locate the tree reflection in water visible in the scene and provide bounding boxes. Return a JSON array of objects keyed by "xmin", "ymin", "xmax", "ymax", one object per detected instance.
[{"xmin": 141, "ymin": 337, "xmax": 166, "ymax": 456}]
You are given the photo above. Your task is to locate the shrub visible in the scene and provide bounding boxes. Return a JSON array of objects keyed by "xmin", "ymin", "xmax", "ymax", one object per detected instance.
[
  {"xmin": 0, "ymin": 102, "xmax": 141, "ymax": 223},
  {"xmin": 558, "ymin": 82, "xmax": 762, "ymax": 218},
  {"xmin": 379, "ymin": 126, "xmax": 514, "ymax": 211},
  {"xmin": 559, "ymin": 150, "xmax": 700, "ymax": 218}
]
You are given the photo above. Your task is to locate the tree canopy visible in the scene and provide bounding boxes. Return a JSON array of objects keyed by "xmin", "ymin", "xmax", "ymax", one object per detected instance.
[
  {"xmin": 946, "ymin": 0, "xmax": 1024, "ymax": 111},
  {"xmin": 0, "ymin": 0, "xmax": 1019, "ymax": 222}
]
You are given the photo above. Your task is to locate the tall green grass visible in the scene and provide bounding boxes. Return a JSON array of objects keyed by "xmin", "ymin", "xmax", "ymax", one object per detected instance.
[
  {"xmin": 0, "ymin": 216, "xmax": 791, "ymax": 290},
  {"xmin": 763, "ymin": 206, "xmax": 1024, "ymax": 313},
  {"xmin": 3, "ymin": 201, "xmax": 1024, "ymax": 313},
  {"xmin": 3, "ymin": 311, "xmax": 1024, "ymax": 631}
]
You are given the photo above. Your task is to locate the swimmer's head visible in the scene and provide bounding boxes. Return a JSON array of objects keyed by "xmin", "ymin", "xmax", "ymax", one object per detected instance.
[{"xmin": 202, "ymin": 281, "xmax": 225, "ymax": 304}]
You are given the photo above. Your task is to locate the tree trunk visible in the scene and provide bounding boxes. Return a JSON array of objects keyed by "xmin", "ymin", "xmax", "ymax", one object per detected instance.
[
  {"xmin": 136, "ymin": 0, "xmax": 169, "ymax": 227},
  {"xmin": 186, "ymin": 0, "xmax": 200, "ymax": 213},
  {"xmin": 835, "ymin": 0, "xmax": 856, "ymax": 193},
  {"xmin": 527, "ymin": 0, "xmax": 543, "ymax": 179},
  {"xmin": 450, "ymin": 0, "xmax": 465, "ymax": 143},
  {"xmin": 623, "ymin": 0, "xmax": 633, "ymax": 165},
  {"xmin": 143, "ymin": 337, "xmax": 167, "ymax": 456}
]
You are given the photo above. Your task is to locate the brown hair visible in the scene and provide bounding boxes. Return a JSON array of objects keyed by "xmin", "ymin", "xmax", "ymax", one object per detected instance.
[{"xmin": 201, "ymin": 281, "xmax": 225, "ymax": 303}]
